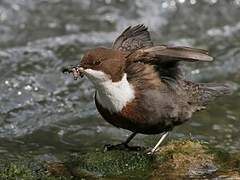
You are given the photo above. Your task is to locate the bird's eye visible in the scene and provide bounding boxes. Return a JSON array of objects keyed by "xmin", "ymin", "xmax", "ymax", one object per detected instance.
[{"xmin": 92, "ymin": 60, "xmax": 101, "ymax": 65}]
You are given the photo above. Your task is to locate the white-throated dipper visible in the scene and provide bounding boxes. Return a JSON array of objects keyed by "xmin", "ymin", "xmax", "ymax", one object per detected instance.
[{"xmin": 62, "ymin": 24, "xmax": 232, "ymax": 154}]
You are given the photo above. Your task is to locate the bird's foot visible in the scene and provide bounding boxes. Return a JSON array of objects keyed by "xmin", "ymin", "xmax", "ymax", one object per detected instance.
[
  {"xmin": 146, "ymin": 131, "xmax": 169, "ymax": 155},
  {"xmin": 104, "ymin": 143, "xmax": 142, "ymax": 152}
]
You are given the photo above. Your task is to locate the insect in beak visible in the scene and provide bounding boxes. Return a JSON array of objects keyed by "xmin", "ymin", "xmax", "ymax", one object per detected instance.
[{"xmin": 62, "ymin": 65, "xmax": 84, "ymax": 80}]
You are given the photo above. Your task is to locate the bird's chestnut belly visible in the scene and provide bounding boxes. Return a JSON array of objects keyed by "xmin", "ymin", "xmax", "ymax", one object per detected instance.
[{"xmin": 95, "ymin": 98, "xmax": 173, "ymax": 134}]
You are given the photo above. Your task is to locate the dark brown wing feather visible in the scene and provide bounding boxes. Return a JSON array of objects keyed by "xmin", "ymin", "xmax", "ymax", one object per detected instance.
[
  {"xmin": 169, "ymin": 46, "xmax": 209, "ymax": 55},
  {"xmin": 127, "ymin": 45, "xmax": 213, "ymax": 63},
  {"xmin": 126, "ymin": 45, "xmax": 213, "ymax": 82},
  {"xmin": 112, "ymin": 24, "xmax": 153, "ymax": 52}
]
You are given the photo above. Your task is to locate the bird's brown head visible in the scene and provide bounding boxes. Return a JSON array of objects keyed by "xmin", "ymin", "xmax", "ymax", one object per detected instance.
[{"xmin": 79, "ymin": 47, "xmax": 126, "ymax": 83}]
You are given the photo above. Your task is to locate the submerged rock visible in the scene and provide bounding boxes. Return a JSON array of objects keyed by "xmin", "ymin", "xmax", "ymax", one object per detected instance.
[{"xmin": 0, "ymin": 139, "xmax": 239, "ymax": 179}]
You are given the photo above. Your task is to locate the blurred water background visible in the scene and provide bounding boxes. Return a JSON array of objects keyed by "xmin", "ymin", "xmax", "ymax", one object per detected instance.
[{"xmin": 0, "ymin": 0, "xmax": 240, "ymax": 162}]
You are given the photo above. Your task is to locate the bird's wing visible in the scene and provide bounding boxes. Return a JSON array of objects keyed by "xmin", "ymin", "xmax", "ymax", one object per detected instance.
[
  {"xmin": 112, "ymin": 24, "xmax": 153, "ymax": 52},
  {"xmin": 126, "ymin": 45, "xmax": 213, "ymax": 82},
  {"xmin": 127, "ymin": 45, "xmax": 213, "ymax": 63}
]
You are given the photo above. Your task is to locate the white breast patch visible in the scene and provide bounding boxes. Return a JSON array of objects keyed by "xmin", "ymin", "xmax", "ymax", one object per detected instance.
[{"xmin": 84, "ymin": 69, "xmax": 135, "ymax": 113}]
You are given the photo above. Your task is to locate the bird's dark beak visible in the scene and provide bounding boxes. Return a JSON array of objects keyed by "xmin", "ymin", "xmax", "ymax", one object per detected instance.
[{"xmin": 62, "ymin": 65, "xmax": 84, "ymax": 80}]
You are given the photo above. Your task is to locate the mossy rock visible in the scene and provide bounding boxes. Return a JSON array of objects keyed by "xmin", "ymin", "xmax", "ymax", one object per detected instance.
[
  {"xmin": 0, "ymin": 160, "xmax": 72, "ymax": 180},
  {"xmin": 150, "ymin": 140, "xmax": 240, "ymax": 179},
  {"xmin": 66, "ymin": 150, "xmax": 153, "ymax": 179},
  {"xmin": 64, "ymin": 140, "xmax": 240, "ymax": 179},
  {"xmin": 150, "ymin": 140, "xmax": 217, "ymax": 179},
  {"xmin": 1, "ymin": 139, "xmax": 239, "ymax": 179}
]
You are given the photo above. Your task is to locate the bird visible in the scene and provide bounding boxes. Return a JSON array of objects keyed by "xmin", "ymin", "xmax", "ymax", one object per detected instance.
[{"xmin": 62, "ymin": 24, "xmax": 232, "ymax": 154}]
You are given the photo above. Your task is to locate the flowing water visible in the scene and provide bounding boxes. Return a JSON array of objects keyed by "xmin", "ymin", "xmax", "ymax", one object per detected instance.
[{"xmin": 0, "ymin": 0, "xmax": 240, "ymax": 169}]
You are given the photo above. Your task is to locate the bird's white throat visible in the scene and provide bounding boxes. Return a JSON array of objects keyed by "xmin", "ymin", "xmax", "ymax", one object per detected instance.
[{"xmin": 84, "ymin": 69, "xmax": 135, "ymax": 113}]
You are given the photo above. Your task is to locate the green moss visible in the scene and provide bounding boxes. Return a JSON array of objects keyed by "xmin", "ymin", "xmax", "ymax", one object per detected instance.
[
  {"xmin": 0, "ymin": 161, "xmax": 72, "ymax": 180},
  {"xmin": 0, "ymin": 163, "xmax": 35, "ymax": 180},
  {"xmin": 67, "ymin": 150, "xmax": 153, "ymax": 179}
]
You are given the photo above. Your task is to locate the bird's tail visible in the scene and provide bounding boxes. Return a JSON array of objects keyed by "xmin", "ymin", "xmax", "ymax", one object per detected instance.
[{"xmin": 196, "ymin": 82, "xmax": 236, "ymax": 105}]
